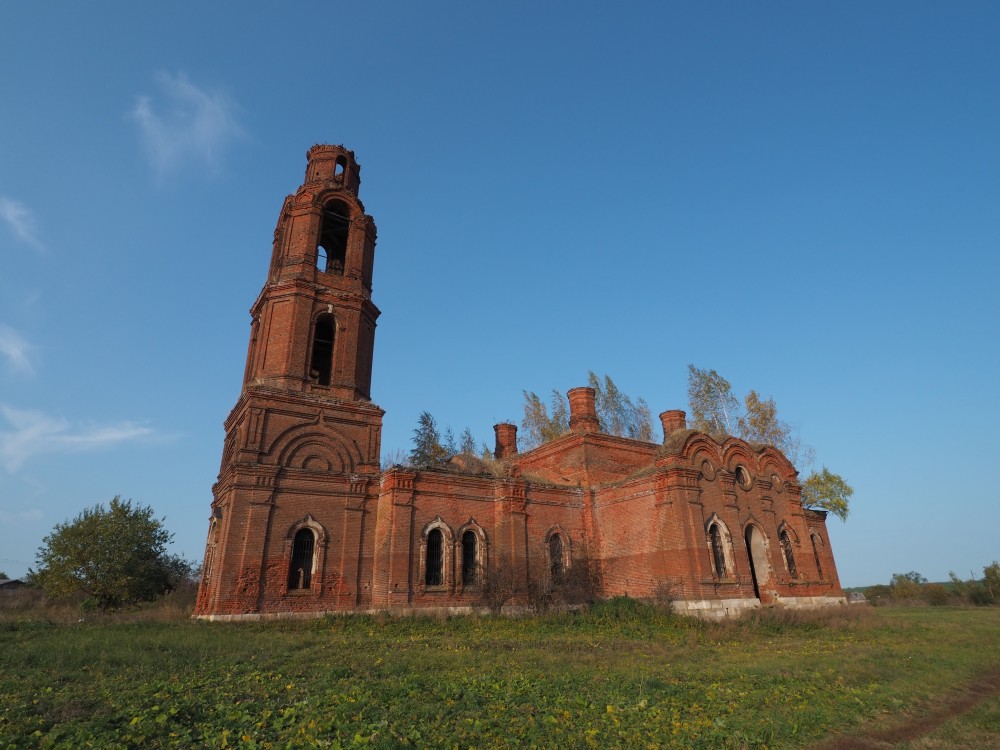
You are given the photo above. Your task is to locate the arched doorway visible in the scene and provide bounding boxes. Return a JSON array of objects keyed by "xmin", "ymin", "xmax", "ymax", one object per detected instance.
[{"xmin": 744, "ymin": 525, "xmax": 771, "ymax": 602}]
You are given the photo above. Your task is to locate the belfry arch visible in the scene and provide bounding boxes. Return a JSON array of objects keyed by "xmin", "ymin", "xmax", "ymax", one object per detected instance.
[{"xmin": 317, "ymin": 199, "xmax": 350, "ymax": 275}]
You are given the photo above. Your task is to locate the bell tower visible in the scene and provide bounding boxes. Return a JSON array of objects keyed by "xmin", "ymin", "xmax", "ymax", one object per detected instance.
[
  {"xmin": 245, "ymin": 144, "xmax": 378, "ymax": 401},
  {"xmin": 195, "ymin": 145, "xmax": 385, "ymax": 618}
]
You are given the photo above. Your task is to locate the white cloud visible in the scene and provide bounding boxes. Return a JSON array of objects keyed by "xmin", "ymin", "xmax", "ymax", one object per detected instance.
[
  {"xmin": 131, "ymin": 71, "xmax": 244, "ymax": 178},
  {"xmin": 0, "ymin": 324, "xmax": 34, "ymax": 375},
  {"xmin": 0, "ymin": 405, "xmax": 154, "ymax": 472},
  {"xmin": 0, "ymin": 197, "xmax": 43, "ymax": 249}
]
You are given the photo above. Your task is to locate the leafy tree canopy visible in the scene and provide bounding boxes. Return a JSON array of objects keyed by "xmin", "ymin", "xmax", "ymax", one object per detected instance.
[
  {"xmin": 458, "ymin": 428, "xmax": 477, "ymax": 456},
  {"xmin": 588, "ymin": 372, "xmax": 654, "ymax": 442},
  {"xmin": 686, "ymin": 365, "xmax": 740, "ymax": 439},
  {"xmin": 32, "ymin": 496, "xmax": 189, "ymax": 610},
  {"xmin": 520, "ymin": 389, "xmax": 570, "ymax": 450},
  {"xmin": 801, "ymin": 466, "xmax": 854, "ymax": 521}
]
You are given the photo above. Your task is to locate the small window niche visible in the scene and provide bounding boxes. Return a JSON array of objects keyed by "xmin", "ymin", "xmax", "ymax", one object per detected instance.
[
  {"xmin": 309, "ymin": 314, "xmax": 335, "ymax": 386},
  {"xmin": 317, "ymin": 199, "xmax": 350, "ymax": 275}
]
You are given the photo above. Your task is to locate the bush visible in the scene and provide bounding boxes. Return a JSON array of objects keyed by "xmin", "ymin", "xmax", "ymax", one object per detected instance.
[
  {"xmin": 922, "ymin": 583, "xmax": 950, "ymax": 607},
  {"xmin": 31, "ymin": 496, "xmax": 191, "ymax": 611}
]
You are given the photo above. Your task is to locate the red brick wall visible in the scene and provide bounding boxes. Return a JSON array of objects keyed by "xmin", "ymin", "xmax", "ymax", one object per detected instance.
[{"xmin": 194, "ymin": 146, "xmax": 845, "ymax": 619}]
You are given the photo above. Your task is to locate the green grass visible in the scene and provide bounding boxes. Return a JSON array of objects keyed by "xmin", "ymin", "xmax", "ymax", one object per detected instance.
[{"xmin": 1, "ymin": 601, "xmax": 999, "ymax": 748}]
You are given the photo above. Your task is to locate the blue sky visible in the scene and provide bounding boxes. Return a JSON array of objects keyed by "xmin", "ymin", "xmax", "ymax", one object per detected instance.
[{"xmin": 1, "ymin": 2, "xmax": 998, "ymax": 588}]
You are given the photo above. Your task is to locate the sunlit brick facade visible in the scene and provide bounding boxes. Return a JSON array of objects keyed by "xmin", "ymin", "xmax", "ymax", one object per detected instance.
[{"xmin": 194, "ymin": 145, "xmax": 845, "ymax": 620}]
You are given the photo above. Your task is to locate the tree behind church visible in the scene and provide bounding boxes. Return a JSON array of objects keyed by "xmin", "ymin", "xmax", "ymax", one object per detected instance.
[
  {"xmin": 688, "ymin": 364, "xmax": 852, "ymax": 520},
  {"xmin": 31, "ymin": 496, "xmax": 190, "ymax": 611},
  {"xmin": 409, "ymin": 411, "xmax": 450, "ymax": 467},
  {"xmin": 520, "ymin": 373, "xmax": 653, "ymax": 450}
]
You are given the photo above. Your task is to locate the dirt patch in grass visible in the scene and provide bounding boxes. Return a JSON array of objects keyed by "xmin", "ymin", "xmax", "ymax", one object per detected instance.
[{"xmin": 815, "ymin": 664, "xmax": 1000, "ymax": 749}]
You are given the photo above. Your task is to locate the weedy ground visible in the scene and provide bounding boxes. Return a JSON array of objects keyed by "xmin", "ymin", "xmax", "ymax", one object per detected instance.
[{"xmin": 1, "ymin": 597, "xmax": 998, "ymax": 749}]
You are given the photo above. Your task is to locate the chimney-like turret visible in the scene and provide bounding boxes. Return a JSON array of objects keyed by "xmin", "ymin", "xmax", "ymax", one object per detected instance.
[
  {"xmin": 568, "ymin": 387, "xmax": 601, "ymax": 434},
  {"xmin": 304, "ymin": 144, "xmax": 361, "ymax": 194},
  {"xmin": 659, "ymin": 410, "xmax": 687, "ymax": 437},
  {"xmin": 494, "ymin": 423, "xmax": 518, "ymax": 459}
]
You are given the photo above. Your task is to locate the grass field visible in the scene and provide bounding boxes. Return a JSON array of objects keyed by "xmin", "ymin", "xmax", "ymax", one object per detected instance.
[{"xmin": 2, "ymin": 600, "xmax": 998, "ymax": 748}]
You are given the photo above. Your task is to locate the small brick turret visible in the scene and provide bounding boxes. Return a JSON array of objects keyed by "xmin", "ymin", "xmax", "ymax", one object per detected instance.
[
  {"xmin": 494, "ymin": 423, "xmax": 518, "ymax": 459},
  {"xmin": 568, "ymin": 387, "xmax": 601, "ymax": 434},
  {"xmin": 304, "ymin": 144, "xmax": 361, "ymax": 194},
  {"xmin": 659, "ymin": 409, "xmax": 687, "ymax": 436}
]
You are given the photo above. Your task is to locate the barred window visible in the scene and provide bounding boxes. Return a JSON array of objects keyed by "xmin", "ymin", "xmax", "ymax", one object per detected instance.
[{"xmin": 426, "ymin": 528, "xmax": 444, "ymax": 586}]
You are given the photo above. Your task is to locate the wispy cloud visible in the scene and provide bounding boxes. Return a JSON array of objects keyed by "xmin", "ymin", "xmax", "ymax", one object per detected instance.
[
  {"xmin": 0, "ymin": 405, "xmax": 154, "ymax": 472},
  {"xmin": 0, "ymin": 508, "xmax": 43, "ymax": 523},
  {"xmin": 0, "ymin": 325, "xmax": 34, "ymax": 375},
  {"xmin": 131, "ymin": 71, "xmax": 244, "ymax": 178},
  {"xmin": 0, "ymin": 197, "xmax": 43, "ymax": 249}
]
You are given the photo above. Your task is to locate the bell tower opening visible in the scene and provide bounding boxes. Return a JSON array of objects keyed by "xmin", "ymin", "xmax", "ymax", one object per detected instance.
[
  {"xmin": 309, "ymin": 314, "xmax": 335, "ymax": 386},
  {"xmin": 317, "ymin": 199, "xmax": 350, "ymax": 275}
]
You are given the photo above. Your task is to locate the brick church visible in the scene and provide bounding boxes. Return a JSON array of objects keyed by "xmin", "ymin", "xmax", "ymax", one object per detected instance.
[{"xmin": 193, "ymin": 145, "xmax": 845, "ymax": 620}]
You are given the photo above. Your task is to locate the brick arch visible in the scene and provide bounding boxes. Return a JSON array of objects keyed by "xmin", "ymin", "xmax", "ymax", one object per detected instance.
[
  {"xmin": 285, "ymin": 513, "xmax": 328, "ymax": 545},
  {"xmin": 312, "ymin": 187, "xmax": 363, "ymax": 214},
  {"xmin": 457, "ymin": 518, "xmax": 487, "ymax": 551},
  {"xmin": 423, "ymin": 516, "xmax": 454, "ymax": 542},
  {"xmin": 680, "ymin": 434, "xmax": 723, "ymax": 465},
  {"xmin": 741, "ymin": 514, "xmax": 770, "ymax": 537},
  {"xmin": 721, "ymin": 439, "xmax": 759, "ymax": 474},
  {"xmin": 757, "ymin": 446, "xmax": 796, "ymax": 478},
  {"xmin": 776, "ymin": 519, "xmax": 799, "ymax": 545},
  {"xmin": 680, "ymin": 434, "xmax": 724, "ymax": 480},
  {"xmin": 267, "ymin": 422, "xmax": 362, "ymax": 473}
]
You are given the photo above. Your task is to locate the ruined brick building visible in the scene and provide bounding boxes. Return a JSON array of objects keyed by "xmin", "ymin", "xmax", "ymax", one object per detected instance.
[{"xmin": 194, "ymin": 145, "xmax": 845, "ymax": 620}]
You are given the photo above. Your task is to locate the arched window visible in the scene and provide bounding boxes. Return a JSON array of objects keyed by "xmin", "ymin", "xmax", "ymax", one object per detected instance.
[
  {"xmin": 461, "ymin": 530, "xmax": 478, "ymax": 586},
  {"xmin": 549, "ymin": 534, "xmax": 565, "ymax": 579},
  {"xmin": 288, "ymin": 528, "xmax": 315, "ymax": 590},
  {"xmin": 309, "ymin": 314, "xmax": 335, "ymax": 386},
  {"xmin": 709, "ymin": 523, "xmax": 726, "ymax": 577},
  {"xmin": 318, "ymin": 199, "xmax": 350, "ymax": 275},
  {"xmin": 811, "ymin": 534, "xmax": 825, "ymax": 579},
  {"xmin": 426, "ymin": 528, "xmax": 444, "ymax": 586},
  {"xmin": 780, "ymin": 530, "xmax": 797, "ymax": 578},
  {"xmin": 335, "ymin": 155, "xmax": 347, "ymax": 178}
]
